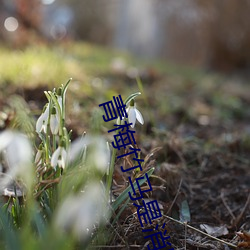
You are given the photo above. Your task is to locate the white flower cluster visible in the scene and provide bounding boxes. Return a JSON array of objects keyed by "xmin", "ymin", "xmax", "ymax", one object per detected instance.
[
  {"xmin": 35, "ymin": 87, "xmax": 68, "ymax": 170},
  {"xmin": 36, "ymin": 92, "xmax": 62, "ymax": 135},
  {"xmin": 35, "ymin": 86, "xmax": 111, "ymax": 173}
]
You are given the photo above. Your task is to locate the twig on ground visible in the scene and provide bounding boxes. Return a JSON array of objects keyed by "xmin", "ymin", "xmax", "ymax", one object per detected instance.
[
  {"xmin": 166, "ymin": 178, "xmax": 183, "ymax": 215},
  {"xmin": 89, "ymin": 244, "xmax": 141, "ymax": 248},
  {"xmin": 184, "ymin": 221, "xmax": 187, "ymax": 250},
  {"xmin": 221, "ymin": 190, "xmax": 236, "ymax": 221},
  {"xmin": 163, "ymin": 214, "xmax": 237, "ymax": 248},
  {"xmin": 233, "ymin": 192, "xmax": 250, "ymax": 227}
]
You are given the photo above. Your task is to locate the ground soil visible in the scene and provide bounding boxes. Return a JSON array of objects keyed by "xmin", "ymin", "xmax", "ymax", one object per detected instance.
[{"xmin": 2, "ymin": 69, "xmax": 250, "ymax": 250}]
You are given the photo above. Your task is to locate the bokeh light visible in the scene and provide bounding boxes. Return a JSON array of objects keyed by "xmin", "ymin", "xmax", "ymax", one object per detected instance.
[
  {"xmin": 4, "ymin": 17, "xmax": 19, "ymax": 32},
  {"xmin": 41, "ymin": 0, "xmax": 55, "ymax": 5},
  {"xmin": 50, "ymin": 24, "xmax": 67, "ymax": 40}
]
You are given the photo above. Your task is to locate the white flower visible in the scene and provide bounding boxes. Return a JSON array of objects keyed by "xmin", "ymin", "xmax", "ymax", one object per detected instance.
[
  {"xmin": 36, "ymin": 104, "xmax": 50, "ymax": 133},
  {"xmin": 35, "ymin": 149, "xmax": 42, "ymax": 164},
  {"xmin": 50, "ymin": 106, "xmax": 59, "ymax": 135},
  {"xmin": 51, "ymin": 145, "xmax": 67, "ymax": 169},
  {"xmin": 126, "ymin": 102, "xmax": 144, "ymax": 128},
  {"xmin": 35, "ymin": 144, "xmax": 43, "ymax": 165},
  {"xmin": 91, "ymin": 137, "xmax": 110, "ymax": 172},
  {"xmin": 67, "ymin": 135, "xmax": 110, "ymax": 173},
  {"xmin": 56, "ymin": 87, "xmax": 63, "ymax": 109},
  {"xmin": 0, "ymin": 130, "xmax": 33, "ymax": 190},
  {"xmin": 67, "ymin": 136, "xmax": 87, "ymax": 164},
  {"xmin": 54, "ymin": 182, "xmax": 109, "ymax": 240},
  {"xmin": 57, "ymin": 95, "xmax": 63, "ymax": 112}
]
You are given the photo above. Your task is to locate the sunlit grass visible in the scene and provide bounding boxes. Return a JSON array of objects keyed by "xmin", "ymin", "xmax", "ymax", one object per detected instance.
[
  {"xmin": 0, "ymin": 41, "xmax": 207, "ymax": 88},
  {"xmin": 0, "ymin": 44, "xmax": 85, "ymax": 86},
  {"xmin": 0, "ymin": 42, "xmax": 131, "ymax": 87},
  {"xmin": 0, "ymin": 41, "xmax": 247, "ymax": 130}
]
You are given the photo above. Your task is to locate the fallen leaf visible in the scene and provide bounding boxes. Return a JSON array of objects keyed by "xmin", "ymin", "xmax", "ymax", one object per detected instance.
[
  {"xmin": 237, "ymin": 231, "xmax": 250, "ymax": 248},
  {"xmin": 200, "ymin": 224, "xmax": 228, "ymax": 237}
]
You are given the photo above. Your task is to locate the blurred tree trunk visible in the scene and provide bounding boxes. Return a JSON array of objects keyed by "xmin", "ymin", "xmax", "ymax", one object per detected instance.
[
  {"xmin": 15, "ymin": 0, "xmax": 42, "ymax": 45},
  {"xmin": 204, "ymin": 0, "xmax": 250, "ymax": 71},
  {"xmin": 16, "ymin": 0, "xmax": 41, "ymax": 31},
  {"xmin": 67, "ymin": 0, "xmax": 113, "ymax": 44},
  {"xmin": 0, "ymin": 0, "xmax": 42, "ymax": 46}
]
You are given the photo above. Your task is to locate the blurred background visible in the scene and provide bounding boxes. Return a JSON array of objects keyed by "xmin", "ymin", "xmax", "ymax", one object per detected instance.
[
  {"xmin": 0, "ymin": 2, "xmax": 250, "ymax": 249},
  {"xmin": 1, "ymin": 0, "xmax": 250, "ymax": 72}
]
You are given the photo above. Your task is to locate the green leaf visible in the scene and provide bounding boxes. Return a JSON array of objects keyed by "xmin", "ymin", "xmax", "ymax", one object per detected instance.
[
  {"xmin": 62, "ymin": 78, "xmax": 72, "ymax": 98},
  {"xmin": 32, "ymin": 209, "xmax": 45, "ymax": 237},
  {"xmin": 111, "ymin": 198, "xmax": 130, "ymax": 225},
  {"xmin": 179, "ymin": 199, "xmax": 191, "ymax": 222},
  {"xmin": 44, "ymin": 91, "xmax": 51, "ymax": 102},
  {"xmin": 0, "ymin": 207, "xmax": 21, "ymax": 250},
  {"xmin": 136, "ymin": 78, "xmax": 144, "ymax": 96}
]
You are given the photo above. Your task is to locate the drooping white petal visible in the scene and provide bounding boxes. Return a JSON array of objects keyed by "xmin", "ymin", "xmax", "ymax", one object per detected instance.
[
  {"xmin": 36, "ymin": 113, "xmax": 45, "ymax": 133},
  {"xmin": 0, "ymin": 130, "xmax": 13, "ymax": 151},
  {"xmin": 68, "ymin": 135, "xmax": 110, "ymax": 172},
  {"xmin": 55, "ymin": 182, "xmax": 109, "ymax": 240},
  {"xmin": 5, "ymin": 133, "xmax": 32, "ymax": 170},
  {"xmin": 36, "ymin": 104, "xmax": 50, "ymax": 133},
  {"xmin": 51, "ymin": 147, "xmax": 61, "ymax": 168},
  {"xmin": 67, "ymin": 136, "xmax": 89, "ymax": 163},
  {"xmin": 41, "ymin": 121, "xmax": 48, "ymax": 133},
  {"xmin": 51, "ymin": 146, "xmax": 67, "ymax": 169},
  {"xmin": 61, "ymin": 148, "xmax": 67, "ymax": 161},
  {"xmin": 93, "ymin": 137, "xmax": 110, "ymax": 172},
  {"xmin": 35, "ymin": 149, "xmax": 43, "ymax": 164},
  {"xmin": 50, "ymin": 114, "xmax": 59, "ymax": 135},
  {"xmin": 0, "ymin": 130, "xmax": 33, "ymax": 190},
  {"xmin": 135, "ymin": 108, "xmax": 144, "ymax": 125},
  {"xmin": 128, "ymin": 107, "xmax": 136, "ymax": 128},
  {"xmin": 59, "ymin": 148, "xmax": 67, "ymax": 169},
  {"xmin": 57, "ymin": 158, "xmax": 64, "ymax": 169},
  {"xmin": 55, "ymin": 195, "xmax": 79, "ymax": 231},
  {"xmin": 57, "ymin": 96, "xmax": 63, "ymax": 112}
]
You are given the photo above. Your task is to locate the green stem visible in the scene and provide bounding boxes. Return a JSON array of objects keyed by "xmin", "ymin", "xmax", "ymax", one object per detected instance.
[
  {"xmin": 62, "ymin": 78, "xmax": 71, "ymax": 126},
  {"xmin": 52, "ymin": 134, "xmax": 56, "ymax": 152},
  {"xmin": 106, "ymin": 147, "xmax": 117, "ymax": 200},
  {"xmin": 106, "ymin": 118, "xmax": 122, "ymax": 200},
  {"xmin": 49, "ymin": 92, "xmax": 63, "ymax": 136}
]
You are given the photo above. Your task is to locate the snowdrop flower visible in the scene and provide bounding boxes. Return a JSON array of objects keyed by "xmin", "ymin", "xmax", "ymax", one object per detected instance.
[
  {"xmin": 67, "ymin": 136, "xmax": 87, "ymax": 164},
  {"xmin": 126, "ymin": 99, "xmax": 144, "ymax": 128},
  {"xmin": 67, "ymin": 135, "xmax": 110, "ymax": 173},
  {"xmin": 57, "ymin": 87, "xmax": 63, "ymax": 111},
  {"xmin": 51, "ymin": 143, "xmax": 67, "ymax": 169},
  {"xmin": 36, "ymin": 103, "xmax": 50, "ymax": 133},
  {"xmin": 50, "ymin": 106, "xmax": 59, "ymax": 135},
  {"xmin": 55, "ymin": 182, "xmax": 109, "ymax": 240},
  {"xmin": 57, "ymin": 95, "xmax": 63, "ymax": 112},
  {"xmin": 91, "ymin": 136, "xmax": 110, "ymax": 172},
  {"xmin": 0, "ymin": 130, "xmax": 33, "ymax": 190},
  {"xmin": 35, "ymin": 144, "xmax": 43, "ymax": 165}
]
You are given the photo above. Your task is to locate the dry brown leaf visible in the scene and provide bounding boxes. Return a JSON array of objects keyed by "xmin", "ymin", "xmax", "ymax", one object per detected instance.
[{"xmin": 237, "ymin": 231, "xmax": 250, "ymax": 248}]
